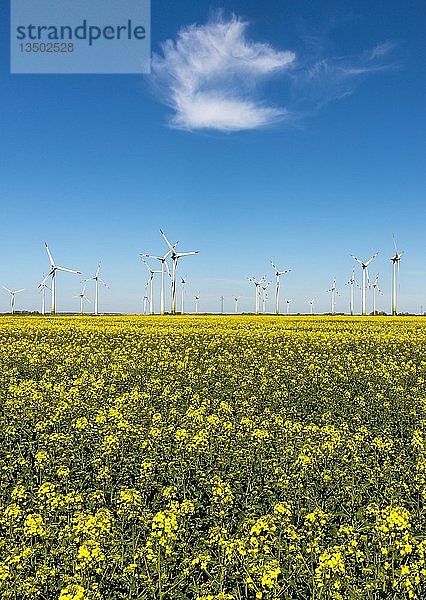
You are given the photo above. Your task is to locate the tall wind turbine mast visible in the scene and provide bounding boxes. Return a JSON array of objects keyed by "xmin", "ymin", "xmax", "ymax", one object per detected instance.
[
  {"xmin": 327, "ymin": 279, "xmax": 339, "ymax": 315},
  {"xmin": 308, "ymin": 298, "xmax": 315, "ymax": 315},
  {"xmin": 2, "ymin": 286, "xmax": 24, "ymax": 314},
  {"xmin": 142, "ymin": 259, "xmax": 161, "ymax": 315},
  {"xmin": 350, "ymin": 252, "xmax": 379, "ymax": 316},
  {"xmin": 142, "ymin": 279, "xmax": 149, "ymax": 315},
  {"xmin": 194, "ymin": 293, "xmax": 200, "ymax": 314},
  {"xmin": 74, "ymin": 281, "xmax": 90, "ymax": 315},
  {"xmin": 346, "ymin": 267, "xmax": 359, "ymax": 316},
  {"xmin": 160, "ymin": 229, "xmax": 199, "ymax": 315},
  {"xmin": 368, "ymin": 272, "xmax": 383, "ymax": 316},
  {"xmin": 390, "ymin": 237, "xmax": 404, "ymax": 316},
  {"xmin": 271, "ymin": 261, "xmax": 291, "ymax": 315},
  {"xmin": 248, "ymin": 277, "xmax": 265, "ymax": 315},
  {"xmin": 38, "ymin": 243, "xmax": 81, "ymax": 314},
  {"xmin": 142, "ymin": 294, "xmax": 149, "ymax": 316},
  {"xmin": 261, "ymin": 282, "xmax": 270, "ymax": 314},
  {"xmin": 234, "ymin": 296, "xmax": 240, "ymax": 314},
  {"xmin": 141, "ymin": 249, "xmax": 173, "ymax": 315},
  {"xmin": 39, "ymin": 278, "xmax": 50, "ymax": 315},
  {"xmin": 90, "ymin": 264, "xmax": 108, "ymax": 316},
  {"xmin": 181, "ymin": 278, "xmax": 186, "ymax": 315}
]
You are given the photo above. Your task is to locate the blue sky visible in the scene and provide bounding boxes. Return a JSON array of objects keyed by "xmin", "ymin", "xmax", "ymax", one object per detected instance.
[{"xmin": 1, "ymin": 0, "xmax": 425, "ymax": 314}]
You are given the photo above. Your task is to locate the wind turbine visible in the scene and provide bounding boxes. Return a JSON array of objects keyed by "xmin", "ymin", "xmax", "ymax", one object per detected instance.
[
  {"xmin": 39, "ymin": 243, "xmax": 81, "ymax": 315},
  {"xmin": 261, "ymin": 282, "xmax": 270, "ymax": 314},
  {"xmin": 308, "ymin": 298, "xmax": 315, "ymax": 315},
  {"xmin": 271, "ymin": 261, "xmax": 291, "ymax": 315},
  {"xmin": 234, "ymin": 296, "xmax": 240, "ymax": 314},
  {"xmin": 285, "ymin": 298, "xmax": 293, "ymax": 315},
  {"xmin": 194, "ymin": 293, "xmax": 200, "ymax": 314},
  {"xmin": 350, "ymin": 252, "xmax": 379, "ymax": 316},
  {"xmin": 390, "ymin": 236, "xmax": 404, "ymax": 316},
  {"xmin": 248, "ymin": 276, "xmax": 265, "ymax": 315},
  {"xmin": 74, "ymin": 281, "xmax": 91, "ymax": 315},
  {"xmin": 368, "ymin": 272, "xmax": 383, "ymax": 316},
  {"xmin": 220, "ymin": 295, "xmax": 224, "ymax": 314},
  {"xmin": 88, "ymin": 264, "xmax": 109, "ymax": 316},
  {"xmin": 181, "ymin": 278, "xmax": 186, "ymax": 315},
  {"xmin": 327, "ymin": 279, "xmax": 339, "ymax": 315},
  {"xmin": 2, "ymin": 286, "xmax": 24, "ymax": 314},
  {"xmin": 141, "ymin": 249, "xmax": 173, "ymax": 315},
  {"xmin": 142, "ymin": 292, "xmax": 149, "ymax": 316},
  {"xmin": 39, "ymin": 278, "xmax": 50, "ymax": 315},
  {"xmin": 346, "ymin": 267, "xmax": 359, "ymax": 316},
  {"xmin": 159, "ymin": 229, "xmax": 199, "ymax": 315},
  {"xmin": 142, "ymin": 259, "xmax": 161, "ymax": 315}
]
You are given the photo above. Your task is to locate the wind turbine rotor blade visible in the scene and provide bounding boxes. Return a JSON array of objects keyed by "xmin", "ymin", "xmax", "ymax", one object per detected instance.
[
  {"xmin": 176, "ymin": 251, "xmax": 199, "ymax": 257},
  {"xmin": 350, "ymin": 254, "xmax": 362, "ymax": 265},
  {"xmin": 56, "ymin": 266, "xmax": 81, "ymax": 275},
  {"xmin": 141, "ymin": 259, "xmax": 151, "ymax": 272},
  {"xmin": 45, "ymin": 242, "xmax": 55, "ymax": 267},
  {"xmin": 15, "ymin": 289, "xmax": 25, "ymax": 294},
  {"xmin": 159, "ymin": 229, "xmax": 175, "ymax": 251},
  {"xmin": 365, "ymin": 252, "xmax": 379, "ymax": 266},
  {"xmin": 2, "ymin": 286, "xmax": 12, "ymax": 293},
  {"xmin": 98, "ymin": 278, "xmax": 108, "ymax": 288},
  {"xmin": 38, "ymin": 272, "xmax": 52, "ymax": 288},
  {"xmin": 392, "ymin": 234, "xmax": 398, "ymax": 254}
]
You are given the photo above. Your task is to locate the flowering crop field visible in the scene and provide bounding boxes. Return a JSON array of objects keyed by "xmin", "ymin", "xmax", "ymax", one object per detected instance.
[{"xmin": 1, "ymin": 315, "xmax": 426, "ymax": 600}]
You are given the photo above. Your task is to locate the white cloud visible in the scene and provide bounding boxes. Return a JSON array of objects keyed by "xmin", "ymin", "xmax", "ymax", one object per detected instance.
[
  {"xmin": 152, "ymin": 16, "xmax": 295, "ymax": 131},
  {"xmin": 152, "ymin": 15, "xmax": 394, "ymax": 132},
  {"xmin": 288, "ymin": 41, "xmax": 394, "ymax": 113}
]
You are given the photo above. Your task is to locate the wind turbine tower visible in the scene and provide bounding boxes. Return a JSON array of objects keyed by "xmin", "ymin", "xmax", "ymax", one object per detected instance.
[
  {"xmin": 160, "ymin": 229, "xmax": 199, "ymax": 315},
  {"xmin": 142, "ymin": 292, "xmax": 149, "ymax": 316},
  {"xmin": 181, "ymin": 278, "xmax": 186, "ymax": 315},
  {"xmin": 142, "ymin": 259, "xmax": 160, "ymax": 315},
  {"xmin": 346, "ymin": 267, "xmax": 359, "ymax": 316},
  {"xmin": 234, "ymin": 296, "xmax": 240, "ymax": 314},
  {"xmin": 350, "ymin": 252, "xmax": 379, "ymax": 316},
  {"xmin": 271, "ymin": 261, "xmax": 291, "ymax": 315},
  {"xmin": 2, "ymin": 286, "xmax": 24, "ymax": 314},
  {"xmin": 261, "ymin": 282, "xmax": 270, "ymax": 314},
  {"xmin": 390, "ymin": 237, "xmax": 404, "ymax": 316},
  {"xmin": 39, "ymin": 243, "xmax": 81, "ymax": 314},
  {"xmin": 368, "ymin": 272, "xmax": 383, "ymax": 316},
  {"xmin": 39, "ymin": 279, "xmax": 49, "ymax": 315},
  {"xmin": 327, "ymin": 279, "xmax": 339, "ymax": 315},
  {"xmin": 74, "ymin": 281, "xmax": 90, "ymax": 315},
  {"xmin": 248, "ymin": 276, "xmax": 265, "ymax": 315},
  {"xmin": 141, "ymin": 249, "xmax": 172, "ymax": 315},
  {"xmin": 90, "ymin": 264, "xmax": 108, "ymax": 316}
]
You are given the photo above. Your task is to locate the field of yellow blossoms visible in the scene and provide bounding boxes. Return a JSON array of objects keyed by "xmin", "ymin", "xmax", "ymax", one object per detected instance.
[{"xmin": 1, "ymin": 315, "xmax": 426, "ymax": 600}]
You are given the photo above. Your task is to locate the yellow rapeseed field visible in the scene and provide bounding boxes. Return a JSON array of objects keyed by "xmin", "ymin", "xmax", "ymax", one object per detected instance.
[{"xmin": 1, "ymin": 315, "xmax": 426, "ymax": 599}]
